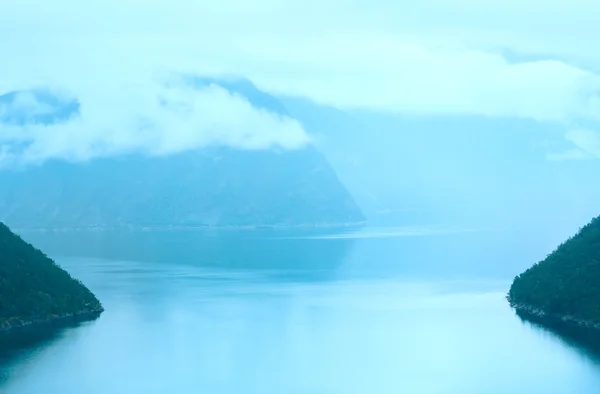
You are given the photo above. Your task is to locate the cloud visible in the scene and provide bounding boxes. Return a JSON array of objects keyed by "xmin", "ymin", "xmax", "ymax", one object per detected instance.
[
  {"xmin": 0, "ymin": 80, "xmax": 310, "ymax": 166},
  {"xmin": 241, "ymin": 38, "xmax": 600, "ymax": 123},
  {"xmin": 546, "ymin": 148, "xmax": 590, "ymax": 162},
  {"xmin": 3, "ymin": 0, "xmax": 600, "ymax": 164},
  {"xmin": 3, "ymin": 91, "xmax": 56, "ymax": 118},
  {"xmin": 563, "ymin": 129, "xmax": 600, "ymax": 158}
]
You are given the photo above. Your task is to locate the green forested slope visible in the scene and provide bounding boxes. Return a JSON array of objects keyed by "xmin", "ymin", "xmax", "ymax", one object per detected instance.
[
  {"xmin": 0, "ymin": 223, "xmax": 103, "ymax": 329},
  {"xmin": 509, "ymin": 216, "xmax": 600, "ymax": 323}
]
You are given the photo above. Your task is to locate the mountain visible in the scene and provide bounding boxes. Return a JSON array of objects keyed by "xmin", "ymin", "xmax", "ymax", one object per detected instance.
[
  {"xmin": 0, "ymin": 82, "xmax": 364, "ymax": 229},
  {"xmin": 0, "ymin": 222, "xmax": 103, "ymax": 331},
  {"xmin": 281, "ymin": 95, "xmax": 600, "ymax": 230},
  {"xmin": 508, "ymin": 215, "xmax": 600, "ymax": 327},
  {"xmin": 0, "ymin": 88, "xmax": 79, "ymax": 125},
  {"xmin": 0, "ymin": 148, "xmax": 364, "ymax": 229},
  {"xmin": 185, "ymin": 76, "xmax": 290, "ymax": 115}
]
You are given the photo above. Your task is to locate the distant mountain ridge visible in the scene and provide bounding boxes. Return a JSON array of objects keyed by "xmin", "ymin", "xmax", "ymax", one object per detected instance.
[
  {"xmin": 0, "ymin": 148, "xmax": 364, "ymax": 229},
  {"xmin": 0, "ymin": 78, "xmax": 365, "ymax": 229}
]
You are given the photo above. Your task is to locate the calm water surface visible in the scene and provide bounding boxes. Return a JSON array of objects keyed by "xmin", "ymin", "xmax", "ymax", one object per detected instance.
[{"xmin": 1, "ymin": 226, "xmax": 600, "ymax": 394}]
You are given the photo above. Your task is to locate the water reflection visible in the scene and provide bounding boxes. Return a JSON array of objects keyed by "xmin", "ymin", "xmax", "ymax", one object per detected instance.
[
  {"xmin": 0, "ymin": 228, "xmax": 358, "ymax": 380},
  {"xmin": 4, "ymin": 228, "xmax": 600, "ymax": 393},
  {"xmin": 0, "ymin": 318, "xmax": 98, "ymax": 385},
  {"xmin": 516, "ymin": 310, "xmax": 600, "ymax": 366},
  {"xmin": 19, "ymin": 225, "xmax": 544, "ymax": 281},
  {"xmin": 20, "ymin": 228, "xmax": 356, "ymax": 282}
]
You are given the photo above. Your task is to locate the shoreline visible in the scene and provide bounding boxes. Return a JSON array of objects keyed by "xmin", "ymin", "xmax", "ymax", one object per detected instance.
[
  {"xmin": 12, "ymin": 221, "xmax": 367, "ymax": 234},
  {"xmin": 0, "ymin": 307, "xmax": 104, "ymax": 334},
  {"xmin": 510, "ymin": 301, "xmax": 600, "ymax": 330}
]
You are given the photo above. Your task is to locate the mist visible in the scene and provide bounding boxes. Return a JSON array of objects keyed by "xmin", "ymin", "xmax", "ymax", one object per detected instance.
[
  {"xmin": 6, "ymin": 1, "xmax": 600, "ymax": 393},
  {"xmin": 2, "ymin": 0, "xmax": 600, "ymax": 235},
  {"xmin": 0, "ymin": 80, "xmax": 309, "ymax": 166}
]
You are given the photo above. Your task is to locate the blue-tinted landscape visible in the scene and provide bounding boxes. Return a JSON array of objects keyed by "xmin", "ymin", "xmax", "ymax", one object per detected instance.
[
  {"xmin": 0, "ymin": 226, "xmax": 599, "ymax": 394},
  {"xmin": 4, "ymin": 0, "xmax": 600, "ymax": 392}
]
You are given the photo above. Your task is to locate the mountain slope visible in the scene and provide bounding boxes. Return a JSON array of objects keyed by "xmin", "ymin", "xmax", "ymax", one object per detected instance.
[
  {"xmin": 0, "ymin": 147, "xmax": 364, "ymax": 229},
  {"xmin": 281, "ymin": 94, "xmax": 600, "ymax": 230},
  {"xmin": 0, "ymin": 222, "xmax": 103, "ymax": 330},
  {"xmin": 0, "ymin": 81, "xmax": 364, "ymax": 229},
  {"xmin": 0, "ymin": 88, "xmax": 79, "ymax": 125},
  {"xmin": 508, "ymin": 215, "xmax": 600, "ymax": 326}
]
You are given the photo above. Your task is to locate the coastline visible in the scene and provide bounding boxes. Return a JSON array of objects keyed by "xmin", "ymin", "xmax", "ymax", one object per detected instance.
[
  {"xmin": 0, "ymin": 307, "xmax": 104, "ymax": 333},
  {"xmin": 11, "ymin": 221, "xmax": 367, "ymax": 233},
  {"xmin": 510, "ymin": 301, "xmax": 600, "ymax": 330}
]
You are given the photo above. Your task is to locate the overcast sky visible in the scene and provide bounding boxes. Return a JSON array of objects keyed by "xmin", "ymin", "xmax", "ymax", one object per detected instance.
[{"xmin": 1, "ymin": 0, "xmax": 600, "ymax": 162}]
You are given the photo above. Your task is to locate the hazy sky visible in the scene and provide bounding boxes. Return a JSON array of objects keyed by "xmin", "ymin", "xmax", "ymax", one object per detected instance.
[{"xmin": 1, "ymin": 0, "xmax": 600, "ymax": 161}]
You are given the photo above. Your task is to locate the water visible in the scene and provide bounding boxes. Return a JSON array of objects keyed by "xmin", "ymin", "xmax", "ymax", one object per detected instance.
[{"xmin": 2, "ymin": 225, "xmax": 600, "ymax": 393}]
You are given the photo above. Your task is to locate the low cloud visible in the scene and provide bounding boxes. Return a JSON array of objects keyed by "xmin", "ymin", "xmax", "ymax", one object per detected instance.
[
  {"xmin": 244, "ymin": 39, "xmax": 600, "ymax": 123},
  {"xmin": 563, "ymin": 129, "xmax": 600, "ymax": 158},
  {"xmin": 3, "ymin": 0, "xmax": 600, "ymax": 166},
  {"xmin": 3, "ymin": 0, "xmax": 600, "ymax": 124},
  {"xmin": 0, "ymin": 79, "xmax": 310, "ymax": 166},
  {"xmin": 546, "ymin": 148, "xmax": 590, "ymax": 161}
]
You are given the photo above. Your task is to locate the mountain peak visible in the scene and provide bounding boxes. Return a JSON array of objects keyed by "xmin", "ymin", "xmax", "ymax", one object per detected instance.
[
  {"xmin": 183, "ymin": 75, "xmax": 290, "ymax": 116},
  {"xmin": 0, "ymin": 88, "xmax": 79, "ymax": 126}
]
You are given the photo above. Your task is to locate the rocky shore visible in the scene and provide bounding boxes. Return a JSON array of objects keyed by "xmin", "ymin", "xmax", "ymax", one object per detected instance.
[
  {"xmin": 0, "ymin": 306, "xmax": 104, "ymax": 333},
  {"xmin": 510, "ymin": 301, "xmax": 600, "ymax": 330}
]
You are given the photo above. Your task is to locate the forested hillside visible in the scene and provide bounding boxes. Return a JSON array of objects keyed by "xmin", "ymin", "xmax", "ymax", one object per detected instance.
[
  {"xmin": 509, "ymin": 215, "xmax": 600, "ymax": 324},
  {"xmin": 0, "ymin": 223, "xmax": 103, "ymax": 330}
]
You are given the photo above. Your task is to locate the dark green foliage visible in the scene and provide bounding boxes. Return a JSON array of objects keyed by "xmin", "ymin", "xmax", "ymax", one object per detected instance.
[
  {"xmin": 509, "ymin": 215, "xmax": 600, "ymax": 323},
  {"xmin": 0, "ymin": 222, "xmax": 102, "ymax": 324}
]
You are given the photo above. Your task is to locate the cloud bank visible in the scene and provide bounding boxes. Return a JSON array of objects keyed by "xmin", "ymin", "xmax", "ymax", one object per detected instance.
[
  {"xmin": 0, "ymin": 78, "xmax": 310, "ymax": 166},
  {"xmin": 3, "ymin": 0, "xmax": 600, "ymax": 162},
  {"xmin": 563, "ymin": 129, "xmax": 600, "ymax": 158}
]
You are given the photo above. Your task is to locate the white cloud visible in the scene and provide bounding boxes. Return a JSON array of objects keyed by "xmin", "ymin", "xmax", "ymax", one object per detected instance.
[
  {"xmin": 2, "ymin": 0, "xmax": 600, "ymax": 163},
  {"xmin": 546, "ymin": 148, "xmax": 590, "ymax": 161},
  {"xmin": 2, "ymin": 0, "xmax": 600, "ymax": 120},
  {"xmin": 239, "ymin": 37, "xmax": 600, "ymax": 122},
  {"xmin": 0, "ymin": 81, "xmax": 310, "ymax": 166},
  {"xmin": 0, "ymin": 91, "xmax": 57, "ymax": 118},
  {"xmin": 563, "ymin": 129, "xmax": 600, "ymax": 158}
]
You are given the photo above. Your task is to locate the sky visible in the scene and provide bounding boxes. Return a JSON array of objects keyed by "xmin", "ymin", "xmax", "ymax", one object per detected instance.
[
  {"xmin": 1, "ymin": 0, "xmax": 600, "ymax": 161},
  {"xmin": 2, "ymin": 0, "xmax": 600, "ymax": 236}
]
